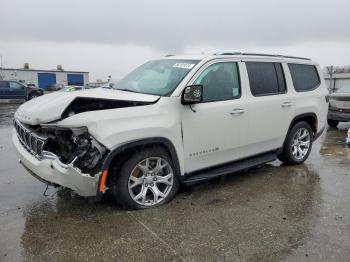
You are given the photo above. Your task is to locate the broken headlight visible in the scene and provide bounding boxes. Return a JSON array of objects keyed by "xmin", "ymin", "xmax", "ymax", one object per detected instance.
[{"xmin": 42, "ymin": 126, "xmax": 107, "ymax": 175}]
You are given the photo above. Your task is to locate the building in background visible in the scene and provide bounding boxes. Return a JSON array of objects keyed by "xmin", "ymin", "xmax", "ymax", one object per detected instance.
[
  {"xmin": 324, "ymin": 65, "xmax": 350, "ymax": 92},
  {"xmin": 0, "ymin": 64, "xmax": 89, "ymax": 90}
]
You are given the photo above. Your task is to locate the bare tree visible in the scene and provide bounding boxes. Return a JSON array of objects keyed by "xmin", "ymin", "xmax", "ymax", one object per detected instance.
[{"xmin": 326, "ymin": 65, "xmax": 335, "ymax": 93}]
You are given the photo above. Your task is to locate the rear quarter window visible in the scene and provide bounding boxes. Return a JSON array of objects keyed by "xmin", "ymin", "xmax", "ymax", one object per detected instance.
[{"xmin": 288, "ymin": 64, "xmax": 320, "ymax": 92}]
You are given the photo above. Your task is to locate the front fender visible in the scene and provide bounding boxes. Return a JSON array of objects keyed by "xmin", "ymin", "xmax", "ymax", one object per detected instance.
[{"xmin": 96, "ymin": 137, "xmax": 181, "ymax": 199}]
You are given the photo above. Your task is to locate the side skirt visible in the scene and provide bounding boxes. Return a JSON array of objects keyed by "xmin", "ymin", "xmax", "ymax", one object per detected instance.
[{"xmin": 182, "ymin": 151, "xmax": 277, "ymax": 186}]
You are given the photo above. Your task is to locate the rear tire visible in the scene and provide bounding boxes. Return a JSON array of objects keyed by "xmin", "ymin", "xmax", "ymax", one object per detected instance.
[
  {"xmin": 278, "ymin": 121, "xmax": 313, "ymax": 165},
  {"xmin": 327, "ymin": 119, "xmax": 339, "ymax": 128},
  {"xmin": 111, "ymin": 147, "xmax": 179, "ymax": 210}
]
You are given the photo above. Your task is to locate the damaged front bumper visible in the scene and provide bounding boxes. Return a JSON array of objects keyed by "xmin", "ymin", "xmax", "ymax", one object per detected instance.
[{"xmin": 12, "ymin": 129, "xmax": 99, "ymax": 196}]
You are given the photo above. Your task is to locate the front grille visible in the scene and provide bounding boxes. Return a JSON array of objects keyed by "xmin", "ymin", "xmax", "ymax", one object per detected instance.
[{"xmin": 14, "ymin": 120, "xmax": 47, "ymax": 159}]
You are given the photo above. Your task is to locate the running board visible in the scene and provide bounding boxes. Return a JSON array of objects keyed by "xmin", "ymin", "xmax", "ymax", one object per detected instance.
[{"xmin": 183, "ymin": 152, "xmax": 277, "ymax": 186}]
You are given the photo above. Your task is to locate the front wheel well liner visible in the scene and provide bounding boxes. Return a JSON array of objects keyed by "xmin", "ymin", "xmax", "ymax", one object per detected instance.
[{"xmin": 97, "ymin": 138, "xmax": 181, "ymax": 196}]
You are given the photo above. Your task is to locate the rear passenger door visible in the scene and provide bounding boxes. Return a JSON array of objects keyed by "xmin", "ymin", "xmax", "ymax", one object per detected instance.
[{"xmin": 240, "ymin": 61, "xmax": 294, "ymax": 158}]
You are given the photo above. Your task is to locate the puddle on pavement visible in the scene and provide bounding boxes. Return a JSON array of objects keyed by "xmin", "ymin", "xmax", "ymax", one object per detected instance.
[{"xmin": 0, "ymin": 103, "xmax": 20, "ymax": 127}]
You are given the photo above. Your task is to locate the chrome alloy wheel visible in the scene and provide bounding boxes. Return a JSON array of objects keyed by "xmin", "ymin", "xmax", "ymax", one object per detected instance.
[
  {"xmin": 291, "ymin": 128, "xmax": 311, "ymax": 160},
  {"xmin": 128, "ymin": 157, "xmax": 174, "ymax": 207}
]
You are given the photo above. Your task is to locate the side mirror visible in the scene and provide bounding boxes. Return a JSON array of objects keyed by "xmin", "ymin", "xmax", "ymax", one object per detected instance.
[{"xmin": 181, "ymin": 85, "xmax": 203, "ymax": 104}]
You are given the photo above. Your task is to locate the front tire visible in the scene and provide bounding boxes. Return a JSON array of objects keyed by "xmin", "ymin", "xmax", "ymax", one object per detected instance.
[
  {"xmin": 327, "ymin": 119, "xmax": 339, "ymax": 128},
  {"xmin": 112, "ymin": 147, "xmax": 179, "ymax": 210},
  {"xmin": 278, "ymin": 121, "xmax": 313, "ymax": 165}
]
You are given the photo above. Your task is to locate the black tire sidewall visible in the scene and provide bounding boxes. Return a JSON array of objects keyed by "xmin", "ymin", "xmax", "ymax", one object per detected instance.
[
  {"xmin": 112, "ymin": 147, "xmax": 179, "ymax": 210},
  {"xmin": 327, "ymin": 119, "xmax": 339, "ymax": 128}
]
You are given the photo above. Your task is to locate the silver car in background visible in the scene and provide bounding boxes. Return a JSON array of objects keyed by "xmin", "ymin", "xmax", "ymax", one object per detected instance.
[{"xmin": 327, "ymin": 86, "xmax": 350, "ymax": 128}]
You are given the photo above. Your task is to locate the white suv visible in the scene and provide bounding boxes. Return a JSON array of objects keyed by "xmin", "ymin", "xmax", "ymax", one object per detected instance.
[{"xmin": 12, "ymin": 52, "xmax": 328, "ymax": 209}]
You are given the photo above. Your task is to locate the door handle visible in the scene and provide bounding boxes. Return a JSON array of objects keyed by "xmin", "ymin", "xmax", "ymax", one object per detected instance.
[
  {"xmin": 281, "ymin": 101, "xmax": 292, "ymax": 108},
  {"xmin": 230, "ymin": 108, "xmax": 245, "ymax": 115}
]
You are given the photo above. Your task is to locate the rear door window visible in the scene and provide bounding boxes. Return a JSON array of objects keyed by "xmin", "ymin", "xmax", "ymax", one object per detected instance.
[
  {"xmin": 288, "ymin": 64, "xmax": 320, "ymax": 92},
  {"xmin": 0, "ymin": 81, "xmax": 9, "ymax": 88},
  {"xmin": 246, "ymin": 62, "xmax": 286, "ymax": 96}
]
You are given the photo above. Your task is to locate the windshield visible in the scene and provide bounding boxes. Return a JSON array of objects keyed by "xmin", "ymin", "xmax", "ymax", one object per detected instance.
[
  {"xmin": 108, "ymin": 59, "xmax": 199, "ymax": 96},
  {"xmin": 336, "ymin": 86, "xmax": 350, "ymax": 93}
]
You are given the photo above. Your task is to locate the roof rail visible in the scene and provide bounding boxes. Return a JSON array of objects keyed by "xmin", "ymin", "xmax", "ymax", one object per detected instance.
[
  {"xmin": 213, "ymin": 52, "xmax": 311, "ymax": 61},
  {"xmin": 164, "ymin": 54, "xmax": 175, "ymax": 57}
]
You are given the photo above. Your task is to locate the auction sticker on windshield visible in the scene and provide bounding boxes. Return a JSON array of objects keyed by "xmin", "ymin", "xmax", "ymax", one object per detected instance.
[{"xmin": 172, "ymin": 63, "xmax": 195, "ymax": 69}]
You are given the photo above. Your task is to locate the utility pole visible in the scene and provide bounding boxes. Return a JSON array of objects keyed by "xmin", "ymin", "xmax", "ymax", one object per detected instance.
[{"xmin": 0, "ymin": 54, "xmax": 4, "ymax": 80}]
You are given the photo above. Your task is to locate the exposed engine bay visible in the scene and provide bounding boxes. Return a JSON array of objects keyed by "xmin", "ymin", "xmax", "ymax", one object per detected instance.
[
  {"xmin": 61, "ymin": 97, "xmax": 157, "ymax": 119},
  {"xmin": 40, "ymin": 126, "xmax": 107, "ymax": 175},
  {"xmin": 42, "ymin": 127, "xmax": 106, "ymax": 175}
]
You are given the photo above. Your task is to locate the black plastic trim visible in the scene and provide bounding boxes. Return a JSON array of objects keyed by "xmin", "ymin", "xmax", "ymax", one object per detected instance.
[
  {"xmin": 280, "ymin": 113, "xmax": 318, "ymax": 153},
  {"xmin": 314, "ymin": 125, "xmax": 325, "ymax": 140},
  {"xmin": 182, "ymin": 151, "xmax": 277, "ymax": 186},
  {"xmin": 96, "ymin": 137, "xmax": 181, "ymax": 198}
]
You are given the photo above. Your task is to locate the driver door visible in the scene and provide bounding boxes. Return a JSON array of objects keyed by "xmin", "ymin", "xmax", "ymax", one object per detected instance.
[
  {"xmin": 181, "ymin": 61, "xmax": 246, "ymax": 173},
  {"xmin": 9, "ymin": 81, "xmax": 26, "ymax": 99}
]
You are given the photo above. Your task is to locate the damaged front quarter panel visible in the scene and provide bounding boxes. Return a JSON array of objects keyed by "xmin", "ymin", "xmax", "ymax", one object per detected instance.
[{"xmin": 40, "ymin": 125, "xmax": 108, "ymax": 177}]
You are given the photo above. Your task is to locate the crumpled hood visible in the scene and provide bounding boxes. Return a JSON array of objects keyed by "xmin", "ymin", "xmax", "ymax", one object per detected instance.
[{"xmin": 15, "ymin": 88, "xmax": 160, "ymax": 125}]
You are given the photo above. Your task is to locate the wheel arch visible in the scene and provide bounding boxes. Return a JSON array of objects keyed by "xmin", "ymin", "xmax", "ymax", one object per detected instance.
[
  {"xmin": 96, "ymin": 137, "xmax": 181, "ymax": 198},
  {"xmin": 280, "ymin": 113, "xmax": 318, "ymax": 152},
  {"xmin": 290, "ymin": 113, "xmax": 318, "ymax": 135}
]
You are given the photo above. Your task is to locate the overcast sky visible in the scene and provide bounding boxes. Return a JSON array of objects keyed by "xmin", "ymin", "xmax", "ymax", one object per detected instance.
[{"xmin": 1, "ymin": 0, "xmax": 350, "ymax": 81}]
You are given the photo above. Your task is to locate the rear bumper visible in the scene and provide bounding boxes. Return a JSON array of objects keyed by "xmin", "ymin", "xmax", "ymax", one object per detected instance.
[
  {"xmin": 328, "ymin": 111, "xmax": 350, "ymax": 122},
  {"xmin": 12, "ymin": 129, "xmax": 99, "ymax": 196}
]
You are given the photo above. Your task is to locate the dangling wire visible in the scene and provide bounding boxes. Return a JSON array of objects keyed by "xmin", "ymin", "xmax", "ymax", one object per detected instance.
[
  {"xmin": 43, "ymin": 184, "xmax": 49, "ymax": 196},
  {"xmin": 189, "ymin": 104, "xmax": 196, "ymax": 113}
]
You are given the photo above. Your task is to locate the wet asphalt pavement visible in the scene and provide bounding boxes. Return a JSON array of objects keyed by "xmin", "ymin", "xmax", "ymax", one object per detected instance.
[{"xmin": 0, "ymin": 103, "xmax": 350, "ymax": 262}]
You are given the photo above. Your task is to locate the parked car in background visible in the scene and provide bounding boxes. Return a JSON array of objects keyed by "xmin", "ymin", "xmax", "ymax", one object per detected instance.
[
  {"xmin": 60, "ymin": 85, "xmax": 95, "ymax": 92},
  {"xmin": 12, "ymin": 53, "xmax": 328, "ymax": 209},
  {"xmin": 45, "ymin": 85, "xmax": 95, "ymax": 94},
  {"xmin": 327, "ymin": 86, "xmax": 350, "ymax": 128},
  {"xmin": 346, "ymin": 128, "xmax": 350, "ymax": 147},
  {"xmin": 0, "ymin": 80, "xmax": 44, "ymax": 100},
  {"xmin": 44, "ymin": 83, "xmax": 65, "ymax": 93}
]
